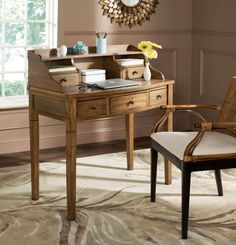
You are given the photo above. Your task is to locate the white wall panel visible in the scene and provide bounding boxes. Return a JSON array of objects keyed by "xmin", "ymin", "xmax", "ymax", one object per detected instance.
[
  {"xmin": 199, "ymin": 49, "xmax": 236, "ymax": 102},
  {"xmin": 191, "ymin": 0, "xmax": 236, "ymax": 122}
]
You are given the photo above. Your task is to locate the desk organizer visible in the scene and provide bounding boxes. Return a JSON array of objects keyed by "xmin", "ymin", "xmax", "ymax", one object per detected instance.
[{"xmin": 96, "ymin": 37, "xmax": 107, "ymax": 54}]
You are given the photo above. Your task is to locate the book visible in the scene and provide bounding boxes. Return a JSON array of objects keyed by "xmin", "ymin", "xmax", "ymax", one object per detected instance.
[
  {"xmin": 116, "ymin": 58, "xmax": 144, "ymax": 66},
  {"xmin": 49, "ymin": 65, "xmax": 77, "ymax": 73},
  {"xmin": 81, "ymin": 69, "xmax": 106, "ymax": 84},
  {"xmin": 80, "ymin": 69, "xmax": 106, "ymax": 76}
]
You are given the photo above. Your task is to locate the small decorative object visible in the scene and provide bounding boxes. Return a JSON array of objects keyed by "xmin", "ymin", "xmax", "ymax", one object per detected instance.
[
  {"xmin": 98, "ymin": 0, "xmax": 159, "ymax": 28},
  {"xmin": 73, "ymin": 41, "xmax": 88, "ymax": 55},
  {"xmin": 138, "ymin": 41, "xmax": 162, "ymax": 81},
  {"xmin": 96, "ymin": 31, "xmax": 107, "ymax": 54},
  {"xmin": 58, "ymin": 45, "xmax": 67, "ymax": 57},
  {"xmin": 49, "ymin": 48, "xmax": 58, "ymax": 57},
  {"xmin": 144, "ymin": 63, "xmax": 152, "ymax": 81}
]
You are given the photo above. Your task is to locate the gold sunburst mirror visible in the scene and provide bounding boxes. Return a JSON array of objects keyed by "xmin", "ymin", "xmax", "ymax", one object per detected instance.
[{"xmin": 98, "ymin": 0, "xmax": 159, "ymax": 28}]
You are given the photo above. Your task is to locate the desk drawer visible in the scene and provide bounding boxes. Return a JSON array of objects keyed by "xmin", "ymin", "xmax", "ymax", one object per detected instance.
[
  {"xmin": 122, "ymin": 66, "xmax": 144, "ymax": 79},
  {"xmin": 52, "ymin": 73, "xmax": 79, "ymax": 87},
  {"xmin": 110, "ymin": 93, "xmax": 147, "ymax": 114},
  {"xmin": 78, "ymin": 98, "xmax": 107, "ymax": 119},
  {"xmin": 149, "ymin": 87, "xmax": 167, "ymax": 106}
]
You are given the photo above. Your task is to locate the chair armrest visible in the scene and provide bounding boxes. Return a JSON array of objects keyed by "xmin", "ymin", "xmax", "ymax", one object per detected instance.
[
  {"xmin": 184, "ymin": 122, "xmax": 236, "ymax": 161},
  {"xmin": 160, "ymin": 104, "xmax": 222, "ymax": 111},
  {"xmin": 151, "ymin": 111, "xmax": 170, "ymax": 133},
  {"xmin": 183, "ymin": 129, "xmax": 206, "ymax": 161},
  {"xmin": 195, "ymin": 122, "xmax": 236, "ymax": 130},
  {"xmin": 151, "ymin": 104, "xmax": 221, "ymax": 133},
  {"xmin": 195, "ymin": 122, "xmax": 236, "ymax": 138},
  {"xmin": 151, "ymin": 109, "xmax": 210, "ymax": 133}
]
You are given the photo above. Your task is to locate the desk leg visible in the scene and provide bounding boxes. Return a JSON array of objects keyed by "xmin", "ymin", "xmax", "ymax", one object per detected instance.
[
  {"xmin": 66, "ymin": 99, "xmax": 77, "ymax": 221},
  {"xmin": 165, "ymin": 83, "xmax": 173, "ymax": 185},
  {"xmin": 126, "ymin": 113, "xmax": 134, "ymax": 170},
  {"xmin": 30, "ymin": 111, "xmax": 39, "ymax": 200}
]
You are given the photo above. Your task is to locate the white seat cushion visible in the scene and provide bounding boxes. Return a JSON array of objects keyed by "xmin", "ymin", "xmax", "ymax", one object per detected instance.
[{"xmin": 151, "ymin": 131, "xmax": 236, "ymax": 160}]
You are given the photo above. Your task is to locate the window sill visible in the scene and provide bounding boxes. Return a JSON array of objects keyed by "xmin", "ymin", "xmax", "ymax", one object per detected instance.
[{"xmin": 0, "ymin": 97, "xmax": 29, "ymax": 111}]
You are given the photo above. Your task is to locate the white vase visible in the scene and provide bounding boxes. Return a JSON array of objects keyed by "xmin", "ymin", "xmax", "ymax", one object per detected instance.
[
  {"xmin": 144, "ymin": 63, "xmax": 151, "ymax": 81},
  {"xmin": 58, "ymin": 45, "xmax": 67, "ymax": 57}
]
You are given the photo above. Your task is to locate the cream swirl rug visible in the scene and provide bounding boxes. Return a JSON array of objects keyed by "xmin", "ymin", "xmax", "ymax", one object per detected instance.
[{"xmin": 0, "ymin": 150, "xmax": 235, "ymax": 245}]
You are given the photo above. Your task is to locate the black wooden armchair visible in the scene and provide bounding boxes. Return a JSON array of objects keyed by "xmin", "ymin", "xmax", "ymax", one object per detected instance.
[{"xmin": 150, "ymin": 76, "xmax": 236, "ymax": 239}]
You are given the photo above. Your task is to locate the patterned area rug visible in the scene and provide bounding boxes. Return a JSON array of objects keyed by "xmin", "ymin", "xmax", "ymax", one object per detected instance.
[{"xmin": 0, "ymin": 149, "xmax": 236, "ymax": 245}]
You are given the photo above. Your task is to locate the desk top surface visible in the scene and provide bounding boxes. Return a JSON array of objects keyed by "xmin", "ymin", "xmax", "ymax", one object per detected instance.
[{"xmin": 62, "ymin": 79, "xmax": 174, "ymax": 98}]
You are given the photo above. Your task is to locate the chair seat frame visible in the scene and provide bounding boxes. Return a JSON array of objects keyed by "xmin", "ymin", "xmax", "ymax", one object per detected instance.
[{"xmin": 151, "ymin": 138, "xmax": 236, "ymax": 239}]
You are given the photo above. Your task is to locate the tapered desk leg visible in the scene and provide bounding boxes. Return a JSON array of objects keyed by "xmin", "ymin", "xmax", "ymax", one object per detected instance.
[
  {"xmin": 126, "ymin": 113, "xmax": 134, "ymax": 170},
  {"xmin": 165, "ymin": 83, "xmax": 173, "ymax": 185},
  {"xmin": 66, "ymin": 99, "xmax": 77, "ymax": 221},
  {"xmin": 30, "ymin": 110, "xmax": 39, "ymax": 200}
]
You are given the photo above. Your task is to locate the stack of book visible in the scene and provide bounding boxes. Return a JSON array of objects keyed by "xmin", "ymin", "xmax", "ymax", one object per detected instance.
[
  {"xmin": 48, "ymin": 65, "xmax": 77, "ymax": 73},
  {"xmin": 115, "ymin": 58, "xmax": 144, "ymax": 67}
]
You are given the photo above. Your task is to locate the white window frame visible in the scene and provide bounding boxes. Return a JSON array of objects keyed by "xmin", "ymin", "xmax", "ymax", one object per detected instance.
[{"xmin": 0, "ymin": 0, "xmax": 58, "ymax": 105}]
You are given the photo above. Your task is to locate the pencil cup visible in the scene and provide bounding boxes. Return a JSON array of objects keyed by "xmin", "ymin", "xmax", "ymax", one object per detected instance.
[{"xmin": 96, "ymin": 37, "xmax": 107, "ymax": 54}]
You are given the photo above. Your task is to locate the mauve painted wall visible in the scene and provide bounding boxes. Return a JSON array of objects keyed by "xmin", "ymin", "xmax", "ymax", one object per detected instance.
[
  {"xmin": 191, "ymin": 0, "xmax": 236, "ymax": 122},
  {"xmin": 2, "ymin": 0, "xmax": 235, "ymax": 154}
]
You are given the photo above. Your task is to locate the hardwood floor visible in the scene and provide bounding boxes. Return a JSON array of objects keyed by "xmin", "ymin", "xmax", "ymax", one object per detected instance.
[{"xmin": 0, "ymin": 137, "xmax": 150, "ymax": 167}]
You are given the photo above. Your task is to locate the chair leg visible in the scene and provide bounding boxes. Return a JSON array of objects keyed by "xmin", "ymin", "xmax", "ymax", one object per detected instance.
[
  {"xmin": 214, "ymin": 170, "xmax": 223, "ymax": 196},
  {"xmin": 182, "ymin": 167, "xmax": 191, "ymax": 239},
  {"xmin": 151, "ymin": 148, "xmax": 158, "ymax": 202}
]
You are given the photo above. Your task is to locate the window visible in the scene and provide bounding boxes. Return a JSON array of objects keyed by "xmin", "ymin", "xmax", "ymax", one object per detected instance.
[{"xmin": 0, "ymin": 0, "xmax": 58, "ymax": 100}]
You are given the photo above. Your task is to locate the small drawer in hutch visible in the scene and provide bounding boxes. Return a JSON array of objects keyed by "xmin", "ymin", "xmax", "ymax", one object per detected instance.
[
  {"xmin": 122, "ymin": 66, "xmax": 144, "ymax": 79},
  {"xmin": 51, "ymin": 73, "xmax": 79, "ymax": 87}
]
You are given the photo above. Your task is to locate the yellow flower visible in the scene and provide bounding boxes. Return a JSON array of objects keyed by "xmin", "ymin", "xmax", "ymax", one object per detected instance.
[
  {"xmin": 150, "ymin": 42, "xmax": 162, "ymax": 49},
  {"xmin": 138, "ymin": 41, "xmax": 152, "ymax": 52},
  {"xmin": 137, "ymin": 40, "xmax": 162, "ymax": 62},
  {"xmin": 144, "ymin": 48, "xmax": 158, "ymax": 60}
]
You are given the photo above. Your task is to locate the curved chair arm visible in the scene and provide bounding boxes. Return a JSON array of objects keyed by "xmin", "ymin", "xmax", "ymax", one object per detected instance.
[
  {"xmin": 196, "ymin": 122, "xmax": 236, "ymax": 138},
  {"xmin": 183, "ymin": 129, "xmax": 206, "ymax": 161},
  {"xmin": 152, "ymin": 109, "xmax": 208, "ymax": 133},
  {"xmin": 152, "ymin": 104, "xmax": 222, "ymax": 133},
  {"xmin": 183, "ymin": 122, "xmax": 236, "ymax": 161},
  {"xmin": 195, "ymin": 122, "xmax": 236, "ymax": 130},
  {"xmin": 160, "ymin": 104, "xmax": 222, "ymax": 110},
  {"xmin": 151, "ymin": 110, "xmax": 170, "ymax": 133}
]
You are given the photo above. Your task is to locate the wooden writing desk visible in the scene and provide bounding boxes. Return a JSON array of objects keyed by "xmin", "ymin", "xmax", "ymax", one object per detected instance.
[{"xmin": 28, "ymin": 44, "xmax": 174, "ymax": 220}]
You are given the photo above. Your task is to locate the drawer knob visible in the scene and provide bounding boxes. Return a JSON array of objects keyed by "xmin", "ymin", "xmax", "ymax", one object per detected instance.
[
  {"xmin": 60, "ymin": 77, "xmax": 68, "ymax": 82},
  {"xmin": 156, "ymin": 95, "xmax": 162, "ymax": 100},
  {"xmin": 90, "ymin": 104, "xmax": 97, "ymax": 110},
  {"xmin": 127, "ymin": 100, "xmax": 134, "ymax": 106},
  {"xmin": 132, "ymin": 71, "xmax": 138, "ymax": 75}
]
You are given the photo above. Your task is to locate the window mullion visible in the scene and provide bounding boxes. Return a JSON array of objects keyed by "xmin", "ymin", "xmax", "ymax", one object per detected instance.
[
  {"xmin": 1, "ymin": 0, "xmax": 5, "ymax": 98},
  {"xmin": 24, "ymin": 0, "xmax": 27, "ymax": 96}
]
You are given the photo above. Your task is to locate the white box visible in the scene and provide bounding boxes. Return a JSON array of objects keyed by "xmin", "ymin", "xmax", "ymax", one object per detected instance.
[{"xmin": 81, "ymin": 69, "xmax": 106, "ymax": 84}]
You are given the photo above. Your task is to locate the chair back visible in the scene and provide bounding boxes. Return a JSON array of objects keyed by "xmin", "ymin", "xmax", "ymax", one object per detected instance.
[{"xmin": 218, "ymin": 76, "xmax": 236, "ymax": 122}]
